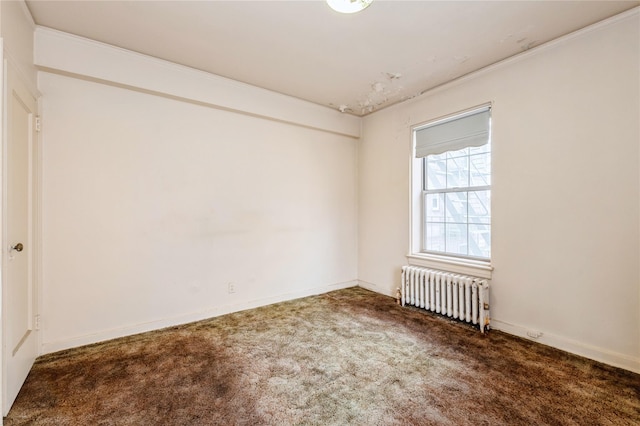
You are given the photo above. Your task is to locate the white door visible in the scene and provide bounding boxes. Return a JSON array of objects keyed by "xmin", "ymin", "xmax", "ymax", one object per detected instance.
[{"xmin": 2, "ymin": 62, "xmax": 38, "ymax": 416}]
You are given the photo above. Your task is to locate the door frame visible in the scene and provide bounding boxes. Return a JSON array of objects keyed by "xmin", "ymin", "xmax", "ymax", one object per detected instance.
[{"xmin": 0, "ymin": 49, "xmax": 42, "ymax": 419}]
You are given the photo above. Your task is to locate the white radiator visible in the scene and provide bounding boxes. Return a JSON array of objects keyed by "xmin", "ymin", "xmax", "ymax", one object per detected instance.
[{"xmin": 400, "ymin": 266, "xmax": 490, "ymax": 333}]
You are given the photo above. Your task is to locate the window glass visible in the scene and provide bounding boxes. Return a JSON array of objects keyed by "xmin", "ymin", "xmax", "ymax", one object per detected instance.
[
  {"xmin": 468, "ymin": 190, "xmax": 490, "ymax": 224},
  {"xmin": 426, "ymin": 155, "xmax": 447, "ymax": 190},
  {"xmin": 469, "ymin": 224, "xmax": 491, "ymax": 258},
  {"xmin": 425, "ymin": 223, "xmax": 445, "ymax": 252},
  {"xmin": 470, "ymin": 153, "xmax": 491, "ymax": 186},
  {"xmin": 445, "ymin": 224, "xmax": 468, "ymax": 256},
  {"xmin": 425, "ymin": 193, "xmax": 445, "ymax": 221},
  {"xmin": 446, "ymin": 155, "xmax": 469, "ymax": 188},
  {"xmin": 445, "ymin": 192, "xmax": 468, "ymax": 223}
]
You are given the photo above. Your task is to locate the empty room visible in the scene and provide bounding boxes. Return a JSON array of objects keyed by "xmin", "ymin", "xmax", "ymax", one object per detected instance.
[{"xmin": 1, "ymin": 0, "xmax": 639, "ymax": 424}]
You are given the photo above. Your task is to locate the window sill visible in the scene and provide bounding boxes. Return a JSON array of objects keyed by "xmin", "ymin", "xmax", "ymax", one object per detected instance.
[{"xmin": 406, "ymin": 253, "xmax": 493, "ymax": 279}]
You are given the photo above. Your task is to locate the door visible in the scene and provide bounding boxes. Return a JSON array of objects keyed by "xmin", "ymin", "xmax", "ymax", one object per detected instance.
[{"xmin": 2, "ymin": 62, "xmax": 38, "ymax": 416}]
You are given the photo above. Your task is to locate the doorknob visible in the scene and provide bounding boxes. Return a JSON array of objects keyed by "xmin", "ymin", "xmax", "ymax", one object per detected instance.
[{"xmin": 11, "ymin": 243, "xmax": 23, "ymax": 252}]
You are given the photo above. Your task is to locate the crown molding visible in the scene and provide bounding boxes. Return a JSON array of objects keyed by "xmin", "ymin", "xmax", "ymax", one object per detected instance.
[
  {"xmin": 34, "ymin": 26, "xmax": 361, "ymax": 139},
  {"xmin": 372, "ymin": 7, "xmax": 640, "ymax": 116}
]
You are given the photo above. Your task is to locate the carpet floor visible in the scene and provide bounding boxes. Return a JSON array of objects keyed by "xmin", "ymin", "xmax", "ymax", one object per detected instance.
[{"xmin": 4, "ymin": 287, "xmax": 639, "ymax": 425}]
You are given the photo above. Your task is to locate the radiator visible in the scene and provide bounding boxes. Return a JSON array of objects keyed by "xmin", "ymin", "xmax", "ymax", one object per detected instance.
[{"xmin": 400, "ymin": 266, "xmax": 490, "ymax": 333}]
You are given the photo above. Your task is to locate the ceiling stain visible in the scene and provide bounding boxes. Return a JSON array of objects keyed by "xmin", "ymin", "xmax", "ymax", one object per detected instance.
[
  {"xmin": 26, "ymin": 1, "xmax": 637, "ymax": 117},
  {"xmin": 353, "ymin": 72, "xmax": 405, "ymax": 114},
  {"xmin": 335, "ymin": 71, "xmax": 406, "ymax": 114}
]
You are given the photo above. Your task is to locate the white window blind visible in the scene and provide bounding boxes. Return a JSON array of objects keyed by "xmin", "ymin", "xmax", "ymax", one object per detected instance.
[{"xmin": 415, "ymin": 107, "xmax": 491, "ymax": 158}]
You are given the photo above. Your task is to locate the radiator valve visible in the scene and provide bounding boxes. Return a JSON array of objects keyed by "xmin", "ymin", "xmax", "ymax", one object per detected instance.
[{"xmin": 395, "ymin": 288, "xmax": 401, "ymax": 305}]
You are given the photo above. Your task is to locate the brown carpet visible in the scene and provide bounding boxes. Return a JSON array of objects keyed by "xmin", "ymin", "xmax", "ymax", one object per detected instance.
[{"xmin": 4, "ymin": 287, "xmax": 639, "ymax": 425}]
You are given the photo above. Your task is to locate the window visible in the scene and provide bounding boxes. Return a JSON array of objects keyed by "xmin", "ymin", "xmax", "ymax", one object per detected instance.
[{"xmin": 414, "ymin": 106, "xmax": 491, "ymax": 260}]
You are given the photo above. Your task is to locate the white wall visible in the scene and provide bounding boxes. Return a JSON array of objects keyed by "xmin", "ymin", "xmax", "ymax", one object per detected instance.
[
  {"xmin": 1, "ymin": 0, "xmax": 37, "ymax": 92},
  {"xmin": 39, "ymin": 70, "xmax": 358, "ymax": 353},
  {"xmin": 358, "ymin": 12, "xmax": 640, "ymax": 372},
  {"xmin": 34, "ymin": 27, "xmax": 360, "ymax": 139}
]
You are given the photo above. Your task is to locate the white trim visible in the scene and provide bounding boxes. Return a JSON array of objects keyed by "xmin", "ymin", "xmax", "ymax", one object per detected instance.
[
  {"xmin": 34, "ymin": 96, "xmax": 42, "ymax": 357},
  {"xmin": 2, "ymin": 50, "xmax": 39, "ymax": 101},
  {"xmin": 41, "ymin": 280, "xmax": 358, "ymax": 355},
  {"xmin": 358, "ymin": 279, "xmax": 395, "ymax": 298},
  {"xmin": 491, "ymin": 319, "xmax": 640, "ymax": 375},
  {"xmin": 408, "ymin": 102, "xmax": 493, "ymax": 278},
  {"xmin": 1, "ymin": 56, "xmax": 9, "ymax": 418},
  {"xmin": 360, "ymin": 281, "xmax": 640, "ymax": 374},
  {"xmin": 406, "ymin": 253, "xmax": 492, "ymax": 279},
  {"xmin": 33, "ymin": 26, "xmax": 361, "ymax": 139},
  {"xmin": 17, "ymin": 0, "xmax": 36, "ymax": 28},
  {"xmin": 0, "ymin": 39, "xmax": 4, "ymax": 426}
]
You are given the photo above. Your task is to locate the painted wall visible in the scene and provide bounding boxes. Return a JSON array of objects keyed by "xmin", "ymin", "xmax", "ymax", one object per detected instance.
[
  {"xmin": 358, "ymin": 13, "xmax": 639, "ymax": 372},
  {"xmin": 39, "ymin": 71, "xmax": 358, "ymax": 353},
  {"xmin": 34, "ymin": 27, "xmax": 360, "ymax": 139},
  {"xmin": 1, "ymin": 0, "xmax": 37, "ymax": 92}
]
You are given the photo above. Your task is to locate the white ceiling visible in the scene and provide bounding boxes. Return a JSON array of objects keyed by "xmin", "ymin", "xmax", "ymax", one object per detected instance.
[{"xmin": 26, "ymin": 0, "xmax": 639, "ymax": 116}]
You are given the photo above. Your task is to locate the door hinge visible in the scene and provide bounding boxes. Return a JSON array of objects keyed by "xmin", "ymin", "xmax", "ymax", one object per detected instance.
[
  {"xmin": 35, "ymin": 116, "xmax": 41, "ymax": 133},
  {"xmin": 35, "ymin": 314, "xmax": 41, "ymax": 330}
]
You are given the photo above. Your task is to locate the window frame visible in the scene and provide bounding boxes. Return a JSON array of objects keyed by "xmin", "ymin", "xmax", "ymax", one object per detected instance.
[
  {"xmin": 422, "ymin": 150, "xmax": 491, "ymax": 261},
  {"xmin": 408, "ymin": 103, "xmax": 493, "ymax": 279}
]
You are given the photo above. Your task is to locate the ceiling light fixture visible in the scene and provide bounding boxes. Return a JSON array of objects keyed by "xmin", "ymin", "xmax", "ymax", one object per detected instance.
[{"xmin": 326, "ymin": 0, "xmax": 372, "ymax": 14}]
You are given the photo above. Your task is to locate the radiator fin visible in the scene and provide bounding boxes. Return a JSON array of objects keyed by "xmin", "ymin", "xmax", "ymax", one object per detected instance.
[{"xmin": 401, "ymin": 266, "xmax": 490, "ymax": 333}]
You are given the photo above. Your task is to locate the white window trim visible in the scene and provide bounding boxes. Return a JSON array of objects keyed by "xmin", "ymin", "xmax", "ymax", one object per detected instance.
[
  {"xmin": 408, "ymin": 103, "xmax": 493, "ymax": 279},
  {"xmin": 406, "ymin": 253, "xmax": 493, "ymax": 279}
]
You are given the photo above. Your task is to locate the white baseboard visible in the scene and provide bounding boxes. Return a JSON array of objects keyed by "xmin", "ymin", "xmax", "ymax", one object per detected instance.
[
  {"xmin": 358, "ymin": 282, "xmax": 640, "ymax": 374},
  {"xmin": 358, "ymin": 280, "xmax": 396, "ymax": 297},
  {"xmin": 41, "ymin": 280, "xmax": 639, "ymax": 375},
  {"xmin": 41, "ymin": 280, "xmax": 358, "ymax": 355},
  {"xmin": 490, "ymin": 319, "xmax": 640, "ymax": 374}
]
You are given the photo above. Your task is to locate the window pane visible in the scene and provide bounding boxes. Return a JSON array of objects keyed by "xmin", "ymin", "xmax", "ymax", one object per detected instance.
[
  {"xmin": 445, "ymin": 192, "xmax": 467, "ymax": 223},
  {"xmin": 470, "ymin": 153, "xmax": 491, "ymax": 186},
  {"xmin": 425, "ymin": 223, "xmax": 445, "ymax": 252},
  {"xmin": 425, "ymin": 193, "xmax": 444, "ymax": 221},
  {"xmin": 469, "ymin": 224, "xmax": 491, "ymax": 258},
  {"xmin": 430, "ymin": 152, "xmax": 447, "ymax": 161},
  {"xmin": 447, "ymin": 147, "xmax": 468, "ymax": 159},
  {"xmin": 446, "ymin": 155, "xmax": 469, "ymax": 188},
  {"xmin": 446, "ymin": 223, "xmax": 468, "ymax": 256},
  {"xmin": 468, "ymin": 190, "xmax": 490, "ymax": 224},
  {"xmin": 426, "ymin": 156, "xmax": 446, "ymax": 190},
  {"xmin": 469, "ymin": 140, "xmax": 490, "ymax": 155}
]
